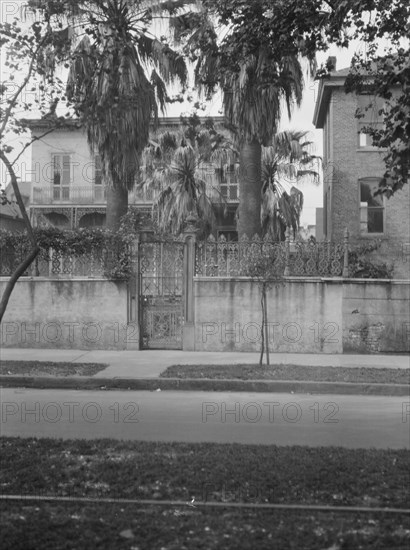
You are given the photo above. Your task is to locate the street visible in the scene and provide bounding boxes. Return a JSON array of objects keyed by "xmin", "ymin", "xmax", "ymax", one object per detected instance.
[{"xmin": 1, "ymin": 388, "xmax": 409, "ymax": 448}]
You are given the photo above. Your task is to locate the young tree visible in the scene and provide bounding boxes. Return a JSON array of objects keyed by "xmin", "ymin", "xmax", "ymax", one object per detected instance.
[
  {"xmin": 241, "ymin": 246, "xmax": 284, "ymax": 366},
  {"xmin": 0, "ymin": 10, "xmax": 69, "ymax": 321},
  {"xmin": 32, "ymin": 0, "xmax": 191, "ymax": 230}
]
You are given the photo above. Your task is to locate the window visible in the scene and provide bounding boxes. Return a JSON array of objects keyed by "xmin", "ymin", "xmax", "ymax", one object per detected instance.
[
  {"xmin": 93, "ymin": 154, "xmax": 106, "ymax": 201},
  {"xmin": 52, "ymin": 154, "xmax": 71, "ymax": 200},
  {"xmin": 359, "ymin": 178, "xmax": 384, "ymax": 234},
  {"xmin": 218, "ymin": 163, "xmax": 239, "ymax": 202},
  {"xmin": 357, "ymin": 95, "xmax": 384, "ymax": 148},
  {"xmin": 94, "ymin": 154, "xmax": 103, "ymax": 186}
]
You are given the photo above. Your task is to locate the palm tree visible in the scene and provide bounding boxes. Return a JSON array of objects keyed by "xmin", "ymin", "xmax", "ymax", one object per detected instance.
[
  {"xmin": 173, "ymin": 8, "xmax": 314, "ymax": 238},
  {"xmin": 139, "ymin": 115, "xmax": 236, "ymax": 236},
  {"xmin": 261, "ymin": 130, "xmax": 320, "ymax": 240},
  {"xmin": 39, "ymin": 0, "xmax": 190, "ymax": 229}
]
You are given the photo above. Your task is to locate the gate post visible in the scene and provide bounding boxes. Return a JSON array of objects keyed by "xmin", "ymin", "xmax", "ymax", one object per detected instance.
[
  {"xmin": 183, "ymin": 214, "xmax": 198, "ymax": 351},
  {"xmin": 126, "ymin": 234, "xmax": 140, "ymax": 350}
]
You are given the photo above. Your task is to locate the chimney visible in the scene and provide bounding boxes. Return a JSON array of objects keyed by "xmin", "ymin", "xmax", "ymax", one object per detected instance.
[{"xmin": 327, "ymin": 56, "xmax": 337, "ymax": 71}]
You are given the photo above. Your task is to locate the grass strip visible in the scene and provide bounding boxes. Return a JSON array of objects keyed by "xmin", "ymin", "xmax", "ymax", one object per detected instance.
[
  {"xmin": 1, "ymin": 501, "xmax": 410, "ymax": 550},
  {"xmin": 1, "ymin": 438, "xmax": 409, "ymax": 508},
  {"xmin": 160, "ymin": 364, "xmax": 410, "ymax": 384},
  {"xmin": 0, "ymin": 361, "xmax": 108, "ymax": 377}
]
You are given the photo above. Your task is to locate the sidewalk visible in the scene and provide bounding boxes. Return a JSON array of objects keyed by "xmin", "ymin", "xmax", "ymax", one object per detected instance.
[{"xmin": 1, "ymin": 348, "xmax": 409, "ymax": 378}]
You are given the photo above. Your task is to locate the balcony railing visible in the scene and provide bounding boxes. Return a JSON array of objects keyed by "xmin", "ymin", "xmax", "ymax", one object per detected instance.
[
  {"xmin": 32, "ymin": 181, "xmax": 239, "ymax": 206},
  {"xmin": 32, "ymin": 186, "xmax": 155, "ymax": 205},
  {"xmin": 33, "ymin": 186, "xmax": 107, "ymax": 205}
]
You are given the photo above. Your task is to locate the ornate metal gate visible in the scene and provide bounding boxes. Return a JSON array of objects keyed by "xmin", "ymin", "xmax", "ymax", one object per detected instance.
[{"xmin": 139, "ymin": 239, "xmax": 185, "ymax": 349}]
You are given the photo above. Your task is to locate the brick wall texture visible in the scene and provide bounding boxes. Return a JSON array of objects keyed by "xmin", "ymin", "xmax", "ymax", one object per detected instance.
[{"xmin": 324, "ymin": 88, "xmax": 410, "ymax": 279}]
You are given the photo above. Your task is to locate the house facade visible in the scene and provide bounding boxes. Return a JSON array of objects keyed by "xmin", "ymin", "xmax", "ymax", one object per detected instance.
[
  {"xmin": 313, "ymin": 60, "xmax": 410, "ymax": 278},
  {"xmin": 26, "ymin": 116, "xmax": 239, "ymax": 236}
]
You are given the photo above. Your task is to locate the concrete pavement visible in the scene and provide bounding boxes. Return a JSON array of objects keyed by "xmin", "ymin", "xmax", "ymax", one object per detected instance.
[{"xmin": 1, "ymin": 348, "xmax": 409, "ymax": 379}]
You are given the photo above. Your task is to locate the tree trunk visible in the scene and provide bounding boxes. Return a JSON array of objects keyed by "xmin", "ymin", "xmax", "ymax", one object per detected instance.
[
  {"xmin": 0, "ymin": 247, "xmax": 39, "ymax": 322},
  {"xmin": 106, "ymin": 184, "xmax": 128, "ymax": 230},
  {"xmin": 0, "ymin": 150, "xmax": 39, "ymax": 322},
  {"xmin": 237, "ymin": 140, "xmax": 262, "ymax": 238}
]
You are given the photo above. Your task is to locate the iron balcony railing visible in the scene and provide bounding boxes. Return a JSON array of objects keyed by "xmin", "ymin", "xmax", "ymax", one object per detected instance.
[
  {"xmin": 32, "ymin": 186, "xmax": 107, "ymax": 205},
  {"xmin": 32, "ymin": 186, "xmax": 155, "ymax": 205},
  {"xmin": 32, "ymin": 181, "xmax": 239, "ymax": 206}
]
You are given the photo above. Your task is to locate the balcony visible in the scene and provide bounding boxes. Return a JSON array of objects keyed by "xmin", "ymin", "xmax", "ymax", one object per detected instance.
[
  {"xmin": 32, "ymin": 186, "xmax": 155, "ymax": 205},
  {"xmin": 33, "ymin": 186, "xmax": 107, "ymax": 205},
  {"xmin": 32, "ymin": 182, "xmax": 238, "ymax": 206}
]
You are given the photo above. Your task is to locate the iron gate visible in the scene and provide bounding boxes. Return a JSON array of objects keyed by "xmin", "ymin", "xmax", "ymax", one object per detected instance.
[{"xmin": 139, "ymin": 240, "xmax": 185, "ymax": 349}]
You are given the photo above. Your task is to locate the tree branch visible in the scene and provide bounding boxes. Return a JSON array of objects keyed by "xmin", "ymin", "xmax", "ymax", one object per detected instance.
[
  {"xmin": 0, "ymin": 34, "xmax": 48, "ymax": 139},
  {"xmin": 0, "ymin": 246, "xmax": 40, "ymax": 323},
  {"xmin": 11, "ymin": 125, "xmax": 63, "ymax": 167},
  {"xmin": 0, "ymin": 149, "xmax": 36, "ymax": 247}
]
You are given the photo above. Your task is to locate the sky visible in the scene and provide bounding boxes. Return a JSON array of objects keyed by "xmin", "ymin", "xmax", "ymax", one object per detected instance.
[{"xmin": 0, "ymin": 2, "xmax": 362, "ymax": 226}]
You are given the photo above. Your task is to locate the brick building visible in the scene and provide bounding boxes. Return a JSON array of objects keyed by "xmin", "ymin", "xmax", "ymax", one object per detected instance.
[{"xmin": 313, "ymin": 60, "xmax": 410, "ymax": 278}]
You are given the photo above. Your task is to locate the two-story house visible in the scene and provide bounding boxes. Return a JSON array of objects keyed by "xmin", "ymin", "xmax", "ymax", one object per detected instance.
[
  {"xmin": 313, "ymin": 58, "xmax": 410, "ymax": 278},
  {"xmin": 26, "ymin": 116, "xmax": 239, "ymax": 237}
]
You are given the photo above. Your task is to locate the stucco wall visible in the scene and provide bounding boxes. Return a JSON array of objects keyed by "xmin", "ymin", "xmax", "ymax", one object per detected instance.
[
  {"xmin": 0, "ymin": 278, "xmax": 131, "ymax": 350},
  {"xmin": 342, "ymin": 280, "xmax": 410, "ymax": 353},
  {"xmin": 194, "ymin": 277, "xmax": 410, "ymax": 354},
  {"xmin": 195, "ymin": 277, "xmax": 344, "ymax": 353},
  {"xmin": 1, "ymin": 276, "xmax": 408, "ymax": 353}
]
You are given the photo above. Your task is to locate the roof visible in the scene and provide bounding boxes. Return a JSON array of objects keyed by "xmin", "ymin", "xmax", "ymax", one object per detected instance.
[
  {"xmin": 312, "ymin": 58, "xmax": 392, "ymax": 128},
  {"xmin": 23, "ymin": 116, "xmax": 227, "ymax": 131},
  {"xmin": 0, "ymin": 202, "xmax": 23, "ymax": 220},
  {"xmin": 312, "ymin": 66, "xmax": 351, "ymax": 128},
  {"xmin": 5, "ymin": 181, "xmax": 31, "ymax": 205}
]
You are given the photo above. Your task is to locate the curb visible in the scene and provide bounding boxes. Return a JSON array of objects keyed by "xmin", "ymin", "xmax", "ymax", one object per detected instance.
[{"xmin": 0, "ymin": 376, "xmax": 409, "ymax": 396}]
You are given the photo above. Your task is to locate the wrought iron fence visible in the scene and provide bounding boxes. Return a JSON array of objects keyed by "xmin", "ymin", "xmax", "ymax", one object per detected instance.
[
  {"xmin": 195, "ymin": 234, "xmax": 347, "ymax": 277},
  {"xmin": 0, "ymin": 245, "xmax": 129, "ymax": 278}
]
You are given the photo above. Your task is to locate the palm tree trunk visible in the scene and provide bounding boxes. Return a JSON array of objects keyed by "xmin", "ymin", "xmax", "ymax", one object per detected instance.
[
  {"xmin": 106, "ymin": 184, "xmax": 128, "ymax": 230},
  {"xmin": 237, "ymin": 140, "xmax": 262, "ymax": 238}
]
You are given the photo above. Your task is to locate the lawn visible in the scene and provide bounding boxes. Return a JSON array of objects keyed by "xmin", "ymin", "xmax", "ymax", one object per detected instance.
[
  {"xmin": 1, "ymin": 501, "xmax": 409, "ymax": 550},
  {"xmin": 0, "ymin": 437, "xmax": 409, "ymax": 549},
  {"xmin": 1, "ymin": 438, "xmax": 409, "ymax": 507},
  {"xmin": 0, "ymin": 361, "xmax": 108, "ymax": 377},
  {"xmin": 160, "ymin": 364, "xmax": 410, "ymax": 385}
]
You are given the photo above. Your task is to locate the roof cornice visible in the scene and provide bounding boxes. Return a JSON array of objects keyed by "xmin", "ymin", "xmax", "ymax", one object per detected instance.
[
  {"xmin": 22, "ymin": 115, "xmax": 227, "ymax": 131},
  {"xmin": 312, "ymin": 75, "xmax": 347, "ymax": 128}
]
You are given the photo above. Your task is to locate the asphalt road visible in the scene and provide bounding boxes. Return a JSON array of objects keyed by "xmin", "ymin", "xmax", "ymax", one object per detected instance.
[{"xmin": 1, "ymin": 388, "xmax": 409, "ymax": 449}]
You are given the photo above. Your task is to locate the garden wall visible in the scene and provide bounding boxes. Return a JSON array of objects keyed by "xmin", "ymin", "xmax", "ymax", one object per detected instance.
[
  {"xmin": 194, "ymin": 277, "xmax": 410, "ymax": 354},
  {"xmin": 1, "ymin": 276, "xmax": 409, "ymax": 354},
  {"xmin": 342, "ymin": 280, "xmax": 410, "ymax": 353},
  {"xmin": 0, "ymin": 278, "xmax": 131, "ymax": 350}
]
